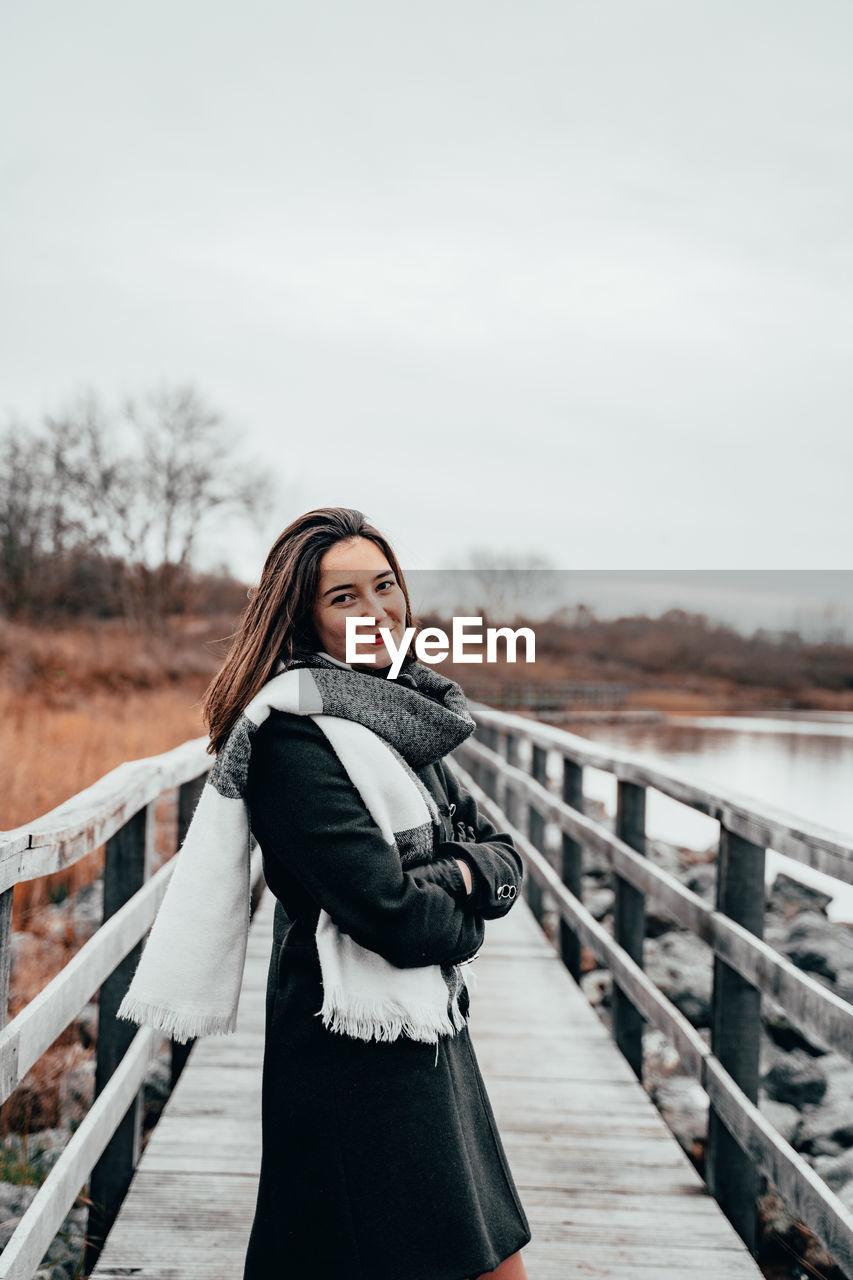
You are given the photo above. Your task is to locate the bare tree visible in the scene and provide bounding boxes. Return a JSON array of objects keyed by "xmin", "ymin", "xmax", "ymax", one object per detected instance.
[
  {"xmin": 0, "ymin": 385, "xmax": 274, "ymax": 624},
  {"xmin": 0, "ymin": 427, "xmax": 53, "ymax": 616},
  {"xmin": 459, "ymin": 550, "xmax": 554, "ymax": 624},
  {"xmin": 114, "ymin": 385, "xmax": 271, "ymax": 622}
]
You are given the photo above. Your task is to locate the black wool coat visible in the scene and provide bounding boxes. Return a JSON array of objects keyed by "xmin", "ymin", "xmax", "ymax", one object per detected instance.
[{"xmin": 241, "ymin": 709, "xmax": 531, "ymax": 1280}]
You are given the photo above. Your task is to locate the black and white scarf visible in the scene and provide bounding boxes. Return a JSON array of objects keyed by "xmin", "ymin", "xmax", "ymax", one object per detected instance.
[{"xmin": 118, "ymin": 652, "xmax": 476, "ymax": 1045}]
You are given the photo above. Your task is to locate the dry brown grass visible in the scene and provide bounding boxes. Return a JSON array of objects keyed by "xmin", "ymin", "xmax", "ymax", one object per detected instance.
[
  {"xmin": 0, "ymin": 615, "xmax": 230, "ymax": 696},
  {"xmin": 2, "ymin": 685, "xmax": 208, "ymax": 927},
  {"xmin": 0, "ymin": 616, "xmax": 230, "ymax": 920},
  {"xmin": 0, "ymin": 621, "xmax": 223, "ymax": 1057},
  {"xmin": 0, "ymin": 621, "xmax": 222, "ymax": 1136}
]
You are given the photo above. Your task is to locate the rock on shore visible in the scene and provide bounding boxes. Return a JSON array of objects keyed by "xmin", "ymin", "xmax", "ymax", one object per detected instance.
[{"xmin": 576, "ymin": 836, "xmax": 853, "ymax": 1259}]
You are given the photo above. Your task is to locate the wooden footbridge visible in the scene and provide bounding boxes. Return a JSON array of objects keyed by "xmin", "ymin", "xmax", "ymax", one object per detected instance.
[{"xmin": 2, "ymin": 704, "xmax": 853, "ymax": 1278}]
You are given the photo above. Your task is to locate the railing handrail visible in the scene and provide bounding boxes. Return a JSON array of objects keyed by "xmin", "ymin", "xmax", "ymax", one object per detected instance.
[
  {"xmin": 0, "ymin": 738, "xmax": 232, "ymax": 1279},
  {"xmin": 5, "ymin": 708, "xmax": 851, "ymax": 1276},
  {"xmin": 0, "ymin": 1026, "xmax": 156, "ymax": 1280},
  {"xmin": 461, "ymin": 734, "xmax": 853, "ymax": 1060},
  {"xmin": 0, "ymin": 858, "xmax": 175, "ymax": 1102},
  {"xmin": 454, "ymin": 710, "xmax": 853, "ymax": 1275},
  {"xmin": 470, "ymin": 701, "xmax": 853, "ymax": 883},
  {"xmin": 0, "ymin": 737, "xmax": 210, "ymax": 893}
]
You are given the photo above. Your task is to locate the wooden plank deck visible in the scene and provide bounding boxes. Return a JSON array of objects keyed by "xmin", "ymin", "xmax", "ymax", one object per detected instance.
[{"xmin": 91, "ymin": 887, "xmax": 763, "ymax": 1279}]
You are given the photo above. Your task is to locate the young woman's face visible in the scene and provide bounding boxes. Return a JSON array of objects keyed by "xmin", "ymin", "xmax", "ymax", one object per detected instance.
[{"xmin": 312, "ymin": 537, "xmax": 407, "ymax": 669}]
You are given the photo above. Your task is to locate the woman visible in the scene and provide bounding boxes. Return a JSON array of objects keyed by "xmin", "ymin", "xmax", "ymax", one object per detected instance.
[{"xmin": 124, "ymin": 507, "xmax": 532, "ymax": 1279}]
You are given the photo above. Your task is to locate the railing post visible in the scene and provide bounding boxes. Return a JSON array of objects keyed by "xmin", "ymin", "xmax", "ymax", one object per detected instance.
[
  {"xmin": 526, "ymin": 745, "xmax": 548, "ymax": 924},
  {"xmin": 0, "ymin": 886, "xmax": 13, "ymax": 1129},
  {"xmin": 87, "ymin": 800, "xmax": 155, "ymax": 1271},
  {"xmin": 613, "ymin": 780, "xmax": 646, "ymax": 1080},
  {"xmin": 502, "ymin": 732, "xmax": 519, "ymax": 830},
  {"xmin": 477, "ymin": 725, "xmax": 499, "ymax": 801},
  {"xmin": 170, "ymin": 775, "xmax": 207, "ymax": 1087},
  {"xmin": 561, "ymin": 758, "xmax": 584, "ymax": 980},
  {"xmin": 706, "ymin": 825, "xmax": 765, "ymax": 1255}
]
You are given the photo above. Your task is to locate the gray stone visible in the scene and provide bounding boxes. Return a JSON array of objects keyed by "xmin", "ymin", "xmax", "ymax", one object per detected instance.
[
  {"xmin": 651, "ymin": 1076, "xmax": 709, "ymax": 1158},
  {"xmin": 759, "ymin": 1029, "xmax": 783, "ymax": 1078},
  {"xmin": 762, "ymin": 919, "xmax": 790, "ymax": 952},
  {"xmin": 58, "ymin": 1058, "xmax": 94, "ymax": 1127},
  {"xmin": 798, "ymin": 1097, "xmax": 853, "ymax": 1150},
  {"xmin": 683, "ymin": 863, "xmax": 717, "ymax": 902},
  {"xmin": 813, "ymin": 1146, "xmax": 853, "ymax": 1192},
  {"xmin": 645, "ymin": 840, "xmax": 682, "ymax": 876},
  {"xmin": 768, "ymin": 874, "xmax": 833, "ymax": 918},
  {"xmin": 835, "ymin": 969, "xmax": 853, "ymax": 1004},
  {"xmin": 763, "ymin": 1048, "xmax": 828, "ymax": 1108},
  {"xmin": 643, "ymin": 859, "xmax": 682, "ymax": 935},
  {"xmin": 787, "ymin": 910, "xmax": 838, "ymax": 942},
  {"xmin": 36, "ymin": 1203, "xmax": 87, "ymax": 1278},
  {"xmin": 0, "ymin": 1129, "xmax": 73, "ymax": 1199},
  {"xmin": 0, "ymin": 1179, "xmax": 38, "ymax": 1219},
  {"xmin": 0, "ymin": 1181, "xmax": 38, "ymax": 1250},
  {"xmin": 763, "ymin": 998, "xmax": 828, "ymax": 1056},
  {"xmin": 808, "ymin": 1134, "xmax": 845, "ymax": 1158},
  {"xmin": 644, "ymin": 908, "xmax": 678, "ymax": 939},
  {"xmin": 782, "ymin": 912, "xmax": 853, "ymax": 983},
  {"xmin": 143, "ymin": 1053, "xmax": 172, "ymax": 1106},
  {"xmin": 644, "ymin": 856, "xmax": 712, "ymax": 942},
  {"xmin": 795, "ymin": 1054, "xmax": 853, "ymax": 1156},
  {"xmin": 644, "ymin": 932, "xmax": 713, "ymax": 1028},
  {"xmin": 582, "ymin": 849, "xmax": 611, "ymax": 880},
  {"xmin": 757, "ymin": 1091, "xmax": 802, "ymax": 1146},
  {"xmin": 819, "ymin": 1050, "xmax": 853, "ymax": 1081},
  {"xmin": 27, "ymin": 1128, "xmax": 70, "ymax": 1178},
  {"xmin": 641, "ymin": 1027, "xmax": 682, "ymax": 1093},
  {"xmin": 584, "ymin": 887, "xmax": 614, "ymax": 922},
  {"xmin": 580, "ymin": 969, "xmax": 611, "ymax": 1009},
  {"xmin": 580, "ymin": 803, "xmax": 612, "ymax": 878}
]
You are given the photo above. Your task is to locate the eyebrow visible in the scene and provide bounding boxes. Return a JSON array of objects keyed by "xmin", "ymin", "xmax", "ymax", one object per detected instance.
[{"xmin": 320, "ymin": 570, "xmax": 395, "ymax": 600}]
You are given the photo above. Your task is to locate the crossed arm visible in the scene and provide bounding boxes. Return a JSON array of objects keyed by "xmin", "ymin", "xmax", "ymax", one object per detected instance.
[{"xmin": 247, "ymin": 713, "xmax": 523, "ymax": 970}]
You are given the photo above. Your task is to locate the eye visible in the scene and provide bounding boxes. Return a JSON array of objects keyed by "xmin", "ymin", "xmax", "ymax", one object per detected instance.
[
  {"xmin": 377, "ymin": 579, "xmax": 396, "ymax": 592},
  {"xmin": 330, "ymin": 592, "xmax": 355, "ymax": 606}
]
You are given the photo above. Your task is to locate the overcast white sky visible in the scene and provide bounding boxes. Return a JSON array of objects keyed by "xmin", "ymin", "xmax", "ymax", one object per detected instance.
[{"xmin": 3, "ymin": 1, "xmax": 852, "ymax": 588}]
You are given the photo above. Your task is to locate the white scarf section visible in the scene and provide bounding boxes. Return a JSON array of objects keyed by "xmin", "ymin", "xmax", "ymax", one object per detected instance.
[{"xmin": 118, "ymin": 663, "xmax": 471, "ymax": 1045}]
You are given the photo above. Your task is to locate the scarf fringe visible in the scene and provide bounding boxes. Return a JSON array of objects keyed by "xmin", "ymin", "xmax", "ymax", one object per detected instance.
[
  {"xmin": 117, "ymin": 995, "xmax": 237, "ymax": 1044},
  {"xmin": 319, "ymin": 988, "xmax": 468, "ymax": 1045}
]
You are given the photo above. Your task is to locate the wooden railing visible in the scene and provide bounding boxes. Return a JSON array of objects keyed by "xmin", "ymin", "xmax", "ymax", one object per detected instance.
[
  {"xmin": 454, "ymin": 703, "xmax": 853, "ymax": 1273},
  {"xmin": 0, "ymin": 740, "xmax": 263, "ymax": 1279},
  {"xmin": 5, "ymin": 706, "xmax": 852, "ymax": 1275}
]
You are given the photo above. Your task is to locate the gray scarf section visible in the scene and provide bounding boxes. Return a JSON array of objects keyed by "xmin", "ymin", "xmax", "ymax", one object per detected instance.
[{"xmin": 209, "ymin": 652, "xmax": 476, "ymax": 801}]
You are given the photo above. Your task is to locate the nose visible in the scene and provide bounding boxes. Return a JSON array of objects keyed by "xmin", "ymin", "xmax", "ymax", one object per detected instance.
[{"xmin": 369, "ymin": 590, "xmax": 393, "ymax": 622}]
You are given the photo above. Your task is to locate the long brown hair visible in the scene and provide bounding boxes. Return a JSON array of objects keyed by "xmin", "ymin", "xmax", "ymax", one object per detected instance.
[{"xmin": 202, "ymin": 507, "xmax": 414, "ymax": 753}]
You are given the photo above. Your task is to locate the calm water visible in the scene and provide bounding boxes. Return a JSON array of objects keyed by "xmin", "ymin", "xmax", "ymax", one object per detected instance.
[{"xmin": 555, "ymin": 712, "xmax": 853, "ymax": 922}]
